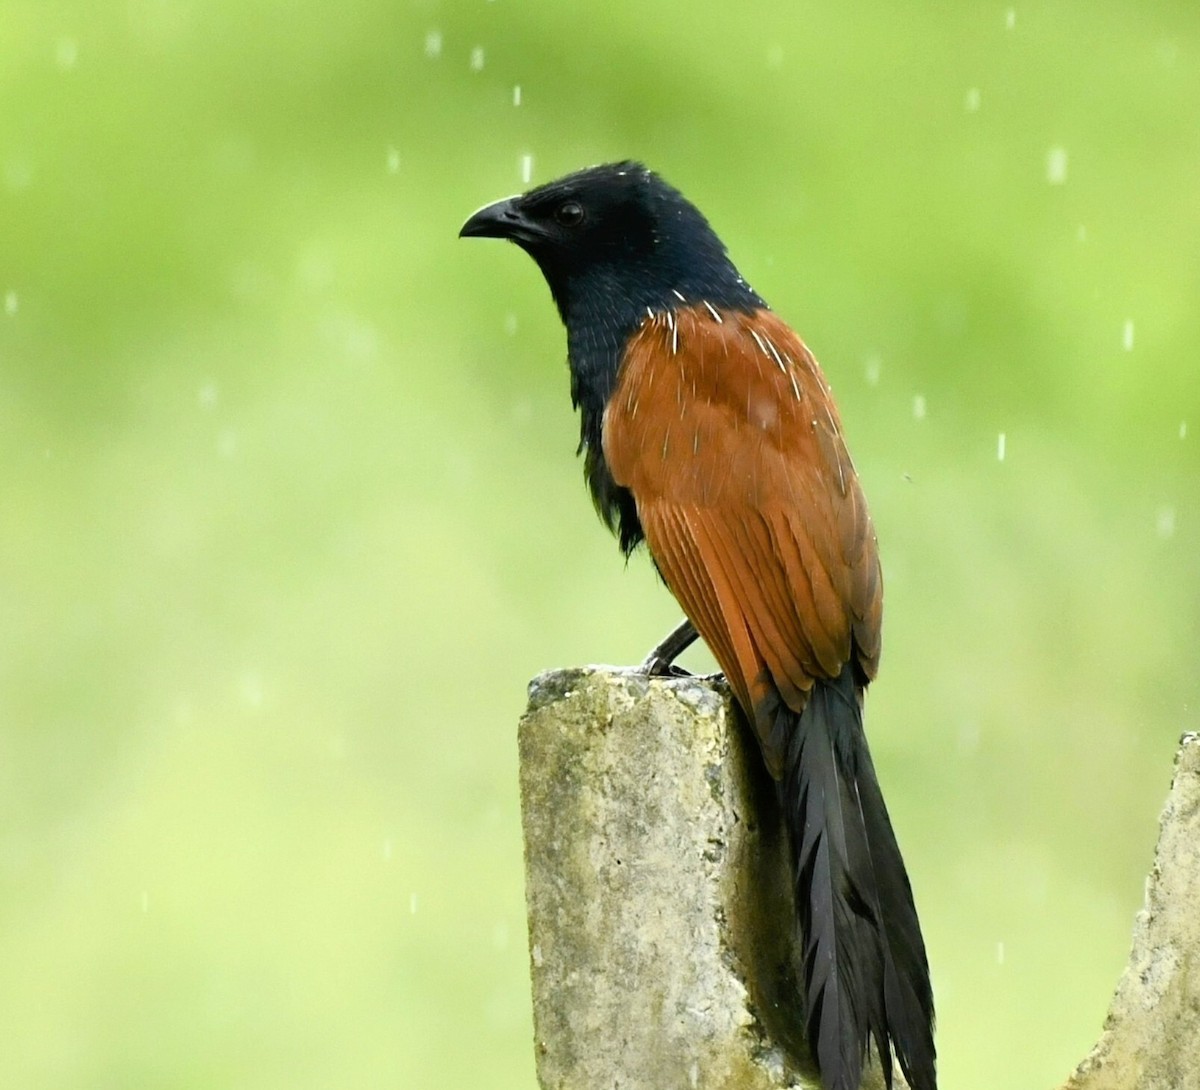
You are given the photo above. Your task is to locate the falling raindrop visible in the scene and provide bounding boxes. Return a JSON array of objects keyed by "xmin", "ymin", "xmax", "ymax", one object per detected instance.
[
  {"xmin": 1156, "ymin": 507, "xmax": 1176, "ymax": 539},
  {"xmin": 912, "ymin": 394, "xmax": 927, "ymax": 421},
  {"xmin": 386, "ymin": 146, "xmax": 401, "ymax": 173},
  {"xmin": 964, "ymin": 87, "xmax": 981, "ymax": 112},
  {"xmin": 424, "ymin": 30, "xmax": 443, "ymax": 59},
  {"xmin": 513, "ymin": 85, "xmax": 522, "ymax": 106},
  {"xmin": 1122, "ymin": 319, "xmax": 1134, "ymax": 351},
  {"xmin": 1179, "ymin": 421, "xmax": 1187, "ymax": 440},
  {"xmin": 4, "ymin": 156, "xmax": 34, "ymax": 191},
  {"xmin": 410, "ymin": 893, "xmax": 419, "ymax": 915},
  {"xmin": 864, "ymin": 355, "xmax": 881, "ymax": 387},
  {"xmin": 239, "ymin": 672, "xmax": 264, "ymax": 708},
  {"xmin": 4, "ymin": 290, "xmax": 17, "ymax": 316},
  {"xmin": 55, "ymin": 38, "xmax": 78, "ymax": 70},
  {"xmin": 997, "ymin": 432, "xmax": 1006, "ymax": 462},
  {"xmin": 469, "ymin": 46, "xmax": 485, "ymax": 72},
  {"xmin": 1005, "ymin": 8, "xmax": 1016, "ymax": 29},
  {"xmin": 520, "ymin": 154, "xmax": 534, "ymax": 184},
  {"xmin": 996, "ymin": 940, "xmax": 1006, "ymax": 965},
  {"xmin": 504, "ymin": 313, "xmax": 518, "ymax": 336},
  {"xmin": 1046, "ymin": 146, "xmax": 1068, "ymax": 185}
]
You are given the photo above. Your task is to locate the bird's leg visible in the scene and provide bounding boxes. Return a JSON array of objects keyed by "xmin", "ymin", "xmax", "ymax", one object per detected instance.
[{"xmin": 641, "ymin": 617, "xmax": 699, "ymax": 677}]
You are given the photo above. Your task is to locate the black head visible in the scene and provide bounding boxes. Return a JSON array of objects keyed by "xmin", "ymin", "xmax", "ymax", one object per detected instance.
[
  {"xmin": 459, "ymin": 161, "xmax": 762, "ymax": 324},
  {"xmin": 460, "ymin": 162, "xmax": 766, "ymax": 555}
]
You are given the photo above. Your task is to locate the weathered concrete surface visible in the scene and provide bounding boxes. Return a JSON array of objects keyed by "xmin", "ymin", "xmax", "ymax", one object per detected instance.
[
  {"xmin": 520, "ymin": 667, "xmax": 857, "ymax": 1090},
  {"xmin": 1061, "ymin": 731, "xmax": 1200, "ymax": 1090},
  {"xmin": 519, "ymin": 667, "xmax": 810, "ymax": 1090}
]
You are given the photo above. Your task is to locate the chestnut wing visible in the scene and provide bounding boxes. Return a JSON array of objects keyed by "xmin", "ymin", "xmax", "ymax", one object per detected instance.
[{"xmin": 602, "ymin": 306, "xmax": 881, "ymax": 773}]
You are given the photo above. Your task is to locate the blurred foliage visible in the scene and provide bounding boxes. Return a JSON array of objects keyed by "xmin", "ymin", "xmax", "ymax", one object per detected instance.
[{"xmin": 1, "ymin": 1, "xmax": 1198, "ymax": 1088}]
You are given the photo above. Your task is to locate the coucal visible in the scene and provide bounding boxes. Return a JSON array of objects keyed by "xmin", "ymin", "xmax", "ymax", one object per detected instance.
[{"xmin": 460, "ymin": 162, "xmax": 935, "ymax": 1090}]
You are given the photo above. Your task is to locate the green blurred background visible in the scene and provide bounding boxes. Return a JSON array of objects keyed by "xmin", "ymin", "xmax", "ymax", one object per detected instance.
[{"xmin": 1, "ymin": 1, "xmax": 1197, "ymax": 1087}]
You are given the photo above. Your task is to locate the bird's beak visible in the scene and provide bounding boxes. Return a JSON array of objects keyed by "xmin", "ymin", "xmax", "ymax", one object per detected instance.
[{"xmin": 459, "ymin": 196, "xmax": 527, "ymax": 240}]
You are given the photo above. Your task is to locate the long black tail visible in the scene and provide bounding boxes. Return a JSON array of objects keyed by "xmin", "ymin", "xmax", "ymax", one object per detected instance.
[{"xmin": 774, "ymin": 664, "xmax": 935, "ymax": 1090}]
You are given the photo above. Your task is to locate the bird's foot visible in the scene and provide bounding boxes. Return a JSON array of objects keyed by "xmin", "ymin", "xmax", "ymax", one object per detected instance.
[
  {"xmin": 640, "ymin": 651, "xmax": 694, "ymax": 679},
  {"xmin": 639, "ymin": 618, "xmax": 699, "ymax": 678}
]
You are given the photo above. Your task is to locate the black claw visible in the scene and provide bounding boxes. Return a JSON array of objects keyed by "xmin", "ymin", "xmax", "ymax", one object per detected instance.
[
  {"xmin": 641, "ymin": 655, "xmax": 694, "ymax": 679},
  {"xmin": 640, "ymin": 617, "xmax": 699, "ymax": 677}
]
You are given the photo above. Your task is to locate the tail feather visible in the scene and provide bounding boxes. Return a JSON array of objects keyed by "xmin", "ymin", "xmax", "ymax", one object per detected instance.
[
  {"xmin": 855, "ymin": 744, "xmax": 937, "ymax": 1089},
  {"xmin": 773, "ymin": 665, "xmax": 935, "ymax": 1090}
]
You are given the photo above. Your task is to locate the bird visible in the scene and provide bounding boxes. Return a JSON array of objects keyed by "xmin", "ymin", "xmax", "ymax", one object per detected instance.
[{"xmin": 460, "ymin": 161, "xmax": 935, "ymax": 1090}]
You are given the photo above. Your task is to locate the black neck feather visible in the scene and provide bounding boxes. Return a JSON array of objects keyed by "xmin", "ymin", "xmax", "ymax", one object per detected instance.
[
  {"xmin": 559, "ymin": 264, "xmax": 763, "ymax": 554},
  {"xmin": 511, "ymin": 162, "xmax": 766, "ymax": 553}
]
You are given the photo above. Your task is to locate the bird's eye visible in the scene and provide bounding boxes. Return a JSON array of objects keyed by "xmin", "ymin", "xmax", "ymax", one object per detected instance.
[{"xmin": 555, "ymin": 201, "xmax": 585, "ymax": 227}]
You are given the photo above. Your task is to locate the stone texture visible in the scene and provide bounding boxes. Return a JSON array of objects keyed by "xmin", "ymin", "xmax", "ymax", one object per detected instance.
[
  {"xmin": 519, "ymin": 667, "xmax": 838, "ymax": 1090},
  {"xmin": 1062, "ymin": 731, "xmax": 1200, "ymax": 1090}
]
